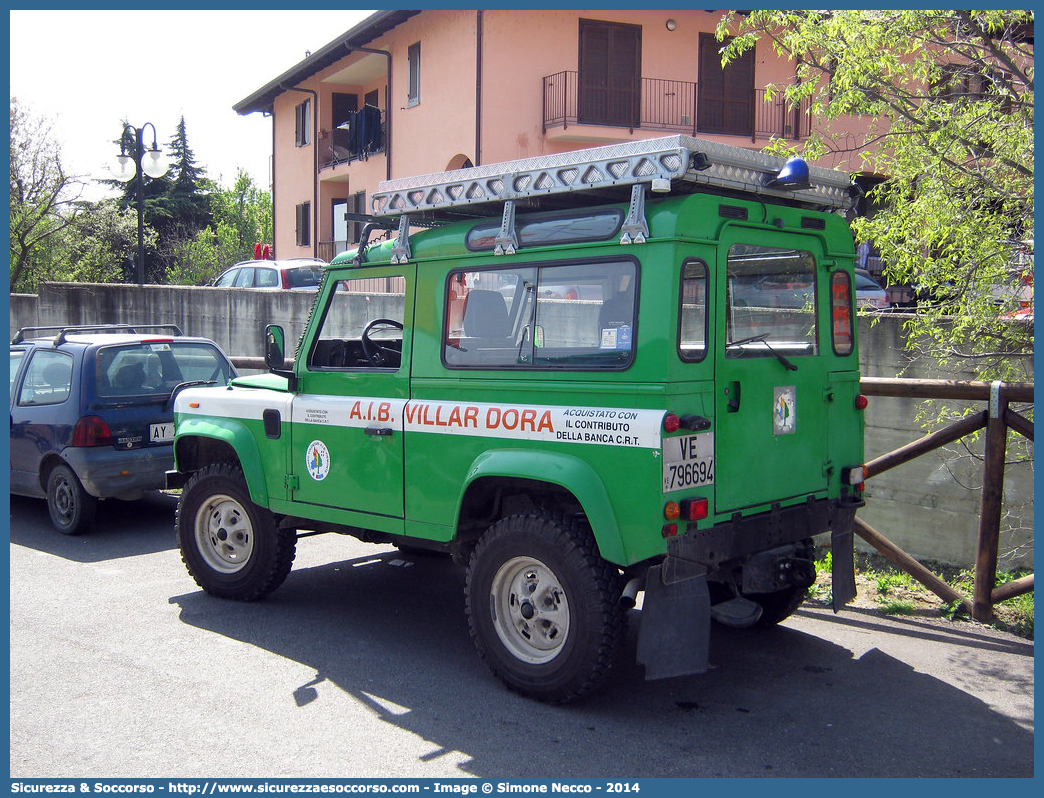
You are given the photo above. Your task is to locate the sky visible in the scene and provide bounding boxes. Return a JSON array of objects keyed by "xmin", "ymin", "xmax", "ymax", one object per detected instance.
[{"xmin": 9, "ymin": 9, "xmax": 375, "ymax": 200}]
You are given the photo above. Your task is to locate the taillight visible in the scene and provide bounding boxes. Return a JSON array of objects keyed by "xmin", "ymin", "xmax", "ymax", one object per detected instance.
[
  {"xmin": 72, "ymin": 415, "xmax": 113, "ymax": 447},
  {"xmin": 663, "ymin": 413, "xmax": 681, "ymax": 433},
  {"xmin": 855, "ymin": 394, "xmax": 869, "ymax": 410},
  {"xmin": 281, "ymin": 271, "xmax": 291, "ymax": 289},
  {"xmin": 680, "ymin": 497, "xmax": 709, "ymax": 521},
  {"xmin": 664, "ymin": 501, "xmax": 681, "ymax": 521},
  {"xmin": 661, "ymin": 523, "xmax": 678, "ymax": 538},
  {"xmin": 830, "ymin": 271, "xmax": 854, "ymax": 356}
]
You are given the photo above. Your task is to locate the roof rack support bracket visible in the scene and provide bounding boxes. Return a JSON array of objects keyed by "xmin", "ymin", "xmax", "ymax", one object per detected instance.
[
  {"xmin": 391, "ymin": 214, "xmax": 412, "ymax": 264},
  {"xmin": 493, "ymin": 201, "xmax": 519, "ymax": 256},
  {"xmin": 620, "ymin": 184, "xmax": 649, "ymax": 245}
]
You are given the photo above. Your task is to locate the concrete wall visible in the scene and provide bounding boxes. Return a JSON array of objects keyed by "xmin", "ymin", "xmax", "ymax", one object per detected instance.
[{"xmin": 10, "ymin": 282, "xmax": 1033, "ymax": 569}]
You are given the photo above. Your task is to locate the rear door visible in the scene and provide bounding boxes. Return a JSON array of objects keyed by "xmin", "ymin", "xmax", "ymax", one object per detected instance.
[{"xmin": 713, "ymin": 229, "xmax": 831, "ymax": 512}]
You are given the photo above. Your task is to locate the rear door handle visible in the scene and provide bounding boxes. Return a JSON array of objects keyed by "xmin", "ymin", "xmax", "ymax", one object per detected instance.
[
  {"xmin": 726, "ymin": 381, "xmax": 741, "ymax": 412},
  {"xmin": 365, "ymin": 426, "xmax": 393, "ymax": 437}
]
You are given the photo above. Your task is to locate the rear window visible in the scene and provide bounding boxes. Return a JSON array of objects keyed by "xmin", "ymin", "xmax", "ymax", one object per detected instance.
[
  {"xmin": 286, "ymin": 266, "xmax": 323, "ymax": 288},
  {"xmin": 96, "ymin": 342, "xmax": 234, "ymax": 398},
  {"xmin": 725, "ymin": 244, "xmax": 818, "ymax": 358},
  {"xmin": 443, "ymin": 258, "xmax": 637, "ymax": 370}
]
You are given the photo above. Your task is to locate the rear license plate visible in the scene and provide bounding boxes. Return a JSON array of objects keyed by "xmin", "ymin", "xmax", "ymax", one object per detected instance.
[
  {"xmin": 662, "ymin": 432, "xmax": 714, "ymax": 493},
  {"xmin": 149, "ymin": 423, "xmax": 175, "ymax": 443}
]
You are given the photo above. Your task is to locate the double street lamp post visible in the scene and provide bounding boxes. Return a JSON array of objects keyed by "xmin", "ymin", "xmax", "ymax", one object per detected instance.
[{"xmin": 111, "ymin": 123, "xmax": 169, "ymax": 285}]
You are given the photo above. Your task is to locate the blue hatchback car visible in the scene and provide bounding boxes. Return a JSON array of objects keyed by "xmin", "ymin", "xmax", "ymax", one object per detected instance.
[{"xmin": 10, "ymin": 324, "xmax": 238, "ymax": 534}]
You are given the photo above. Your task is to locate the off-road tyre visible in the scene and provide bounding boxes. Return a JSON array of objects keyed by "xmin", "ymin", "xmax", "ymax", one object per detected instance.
[
  {"xmin": 465, "ymin": 511, "xmax": 626, "ymax": 703},
  {"xmin": 176, "ymin": 461, "xmax": 296, "ymax": 601},
  {"xmin": 46, "ymin": 463, "xmax": 97, "ymax": 535}
]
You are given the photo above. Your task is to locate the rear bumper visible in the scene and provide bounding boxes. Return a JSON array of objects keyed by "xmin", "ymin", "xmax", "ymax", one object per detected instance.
[
  {"xmin": 63, "ymin": 446, "xmax": 174, "ymax": 499},
  {"xmin": 666, "ymin": 496, "xmax": 862, "ymax": 574}
]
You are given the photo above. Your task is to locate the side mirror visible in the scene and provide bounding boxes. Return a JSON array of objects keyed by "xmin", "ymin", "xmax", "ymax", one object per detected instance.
[{"xmin": 265, "ymin": 325, "xmax": 286, "ymax": 370}]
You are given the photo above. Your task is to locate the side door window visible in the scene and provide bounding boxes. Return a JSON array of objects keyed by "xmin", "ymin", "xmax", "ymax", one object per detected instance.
[{"xmin": 18, "ymin": 350, "xmax": 74, "ymax": 406}]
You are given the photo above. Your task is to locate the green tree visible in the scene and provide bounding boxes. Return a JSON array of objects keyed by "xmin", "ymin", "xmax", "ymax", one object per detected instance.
[
  {"xmin": 9, "ymin": 97, "xmax": 87, "ymax": 292},
  {"xmin": 108, "ymin": 115, "xmax": 213, "ymax": 282},
  {"xmin": 165, "ymin": 170, "xmax": 272, "ymax": 285},
  {"xmin": 717, "ymin": 9, "xmax": 1034, "ymax": 381}
]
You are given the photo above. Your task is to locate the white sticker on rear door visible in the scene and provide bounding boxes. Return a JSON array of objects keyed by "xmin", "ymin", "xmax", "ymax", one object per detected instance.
[{"xmin": 662, "ymin": 432, "xmax": 715, "ymax": 492}]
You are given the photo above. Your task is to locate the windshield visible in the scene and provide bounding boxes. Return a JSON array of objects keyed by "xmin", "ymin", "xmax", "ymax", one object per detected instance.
[{"xmin": 96, "ymin": 342, "xmax": 234, "ymax": 399}]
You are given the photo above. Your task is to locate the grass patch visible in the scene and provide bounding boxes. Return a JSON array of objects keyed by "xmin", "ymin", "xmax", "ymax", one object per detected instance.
[{"xmin": 811, "ymin": 549, "xmax": 1033, "ymax": 640}]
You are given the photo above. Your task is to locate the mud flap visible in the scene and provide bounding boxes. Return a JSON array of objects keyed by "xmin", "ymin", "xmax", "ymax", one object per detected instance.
[
  {"xmin": 636, "ymin": 563, "xmax": 710, "ymax": 680},
  {"xmin": 831, "ymin": 526, "xmax": 856, "ymax": 612}
]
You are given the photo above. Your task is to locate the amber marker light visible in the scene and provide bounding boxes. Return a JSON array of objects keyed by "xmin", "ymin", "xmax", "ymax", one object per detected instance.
[{"xmin": 664, "ymin": 501, "xmax": 681, "ymax": 521}]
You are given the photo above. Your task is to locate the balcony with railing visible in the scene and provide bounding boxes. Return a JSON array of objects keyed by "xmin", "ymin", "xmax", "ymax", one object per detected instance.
[
  {"xmin": 542, "ymin": 71, "xmax": 810, "ymax": 141},
  {"xmin": 319, "ymin": 106, "xmax": 387, "ymax": 171}
]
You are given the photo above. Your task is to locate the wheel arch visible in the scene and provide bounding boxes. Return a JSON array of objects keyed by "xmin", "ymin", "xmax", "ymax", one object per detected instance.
[
  {"xmin": 174, "ymin": 418, "xmax": 269, "ymax": 505},
  {"xmin": 455, "ymin": 449, "xmax": 626, "ymax": 565}
]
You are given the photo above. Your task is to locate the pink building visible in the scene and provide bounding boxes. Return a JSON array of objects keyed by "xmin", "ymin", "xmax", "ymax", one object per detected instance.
[{"xmin": 234, "ymin": 9, "xmax": 834, "ymax": 262}]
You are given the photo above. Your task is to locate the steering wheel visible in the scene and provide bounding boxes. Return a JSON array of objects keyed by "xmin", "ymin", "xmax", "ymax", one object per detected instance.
[{"xmin": 361, "ymin": 318, "xmax": 404, "ymax": 367}]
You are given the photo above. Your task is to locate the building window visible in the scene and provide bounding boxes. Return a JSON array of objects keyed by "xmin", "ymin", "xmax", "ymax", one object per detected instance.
[
  {"xmin": 296, "ymin": 202, "xmax": 311, "ymax": 247},
  {"xmin": 577, "ymin": 19, "xmax": 641, "ymax": 128},
  {"xmin": 295, "ymin": 99, "xmax": 312, "ymax": 146},
  {"xmin": 697, "ymin": 33, "xmax": 754, "ymax": 136},
  {"xmin": 407, "ymin": 42, "xmax": 421, "ymax": 107}
]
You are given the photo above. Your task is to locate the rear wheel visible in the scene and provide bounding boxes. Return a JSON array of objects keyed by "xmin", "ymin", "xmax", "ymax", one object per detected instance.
[
  {"xmin": 176, "ymin": 462, "xmax": 296, "ymax": 600},
  {"xmin": 465, "ymin": 511, "xmax": 625, "ymax": 703},
  {"xmin": 46, "ymin": 463, "xmax": 97, "ymax": 535}
]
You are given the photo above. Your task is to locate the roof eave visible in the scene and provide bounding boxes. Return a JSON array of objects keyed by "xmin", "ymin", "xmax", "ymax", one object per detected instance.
[{"xmin": 233, "ymin": 9, "xmax": 420, "ymax": 115}]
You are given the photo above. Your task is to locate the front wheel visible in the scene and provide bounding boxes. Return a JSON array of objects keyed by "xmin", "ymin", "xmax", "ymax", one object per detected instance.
[
  {"xmin": 46, "ymin": 463, "xmax": 97, "ymax": 535},
  {"xmin": 176, "ymin": 462, "xmax": 296, "ymax": 601},
  {"xmin": 465, "ymin": 512, "xmax": 625, "ymax": 703}
]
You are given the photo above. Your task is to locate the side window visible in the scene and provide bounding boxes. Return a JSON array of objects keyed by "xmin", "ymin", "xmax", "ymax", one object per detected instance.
[
  {"xmin": 443, "ymin": 259, "xmax": 637, "ymax": 370},
  {"xmin": 678, "ymin": 259, "xmax": 708, "ymax": 362},
  {"xmin": 296, "ymin": 202, "xmax": 312, "ymax": 247},
  {"xmin": 255, "ymin": 268, "xmax": 279, "ymax": 288},
  {"xmin": 407, "ymin": 42, "xmax": 421, "ymax": 106},
  {"xmin": 295, "ymin": 98, "xmax": 312, "ymax": 146},
  {"xmin": 308, "ymin": 276, "xmax": 406, "ymax": 370},
  {"xmin": 10, "ymin": 349, "xmax": 26, "ymax": 398},
  {"xmin": 725, "ymin": 244, "xmax": 818, "ymax": 357},
  {"xmin": 18, "ymin": 350, "xmax": 73, "ymax": 406}
]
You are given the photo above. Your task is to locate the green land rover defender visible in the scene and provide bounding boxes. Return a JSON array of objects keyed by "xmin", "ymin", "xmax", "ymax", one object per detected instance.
[{"xmin": 169, "ymin": 136, "xmax": 866, "ymax": 702}]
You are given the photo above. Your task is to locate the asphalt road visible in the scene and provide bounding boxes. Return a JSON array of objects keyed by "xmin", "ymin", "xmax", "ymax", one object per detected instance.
[{"xmin": 9, "ymin": 491, "xmax": 1034, "ymax": 779}]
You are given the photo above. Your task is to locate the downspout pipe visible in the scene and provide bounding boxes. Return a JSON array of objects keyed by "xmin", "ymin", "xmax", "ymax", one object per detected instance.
[
  {"xmin": 281, "ymin": 85, "xmax": 319, "ymax": 259},
  {"xmin": 344, "ymin": 44, "xmax": 393, "ymax": 182},
  {"xmin": 475, "ymin": 10, "xmax": 483, "ymax": 166}
]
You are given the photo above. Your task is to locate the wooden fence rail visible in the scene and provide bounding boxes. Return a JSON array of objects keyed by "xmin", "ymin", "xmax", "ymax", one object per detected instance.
[
  {"xmin": 858, "ymin": 378, "xmax": 1034, "ymax": 621},
  {"xmin": 226, "ymin": 363, "xmax": 1032, "ymax": 622}
]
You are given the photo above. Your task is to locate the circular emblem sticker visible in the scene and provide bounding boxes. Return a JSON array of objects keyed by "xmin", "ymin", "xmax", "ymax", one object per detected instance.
[
  {"xmin": 305, "ymin": 440, "xmax": 331, "ymax": 481},
  {"xmin": 773, "ymin": 386, "xmax": 797, "ymax": 435}
]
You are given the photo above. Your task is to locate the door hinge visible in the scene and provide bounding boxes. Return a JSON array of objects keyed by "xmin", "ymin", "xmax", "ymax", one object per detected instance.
[
  {"xmin": 822, "ymin": 384, "xmax": 835, "ymax": 402},
  {"xmin": 285, "ymin": 474, "xmax": 300, "ymax": 491},
  {"xmin": 822, "ymin": 460, "xmax": 834, "ymax": 477}
]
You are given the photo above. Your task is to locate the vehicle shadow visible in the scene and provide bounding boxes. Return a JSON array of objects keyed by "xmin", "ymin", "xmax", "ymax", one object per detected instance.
[
  {"xmin": 10, "ymin": 491, "xmax": 179, "ymax": 562},
  {"xmin": 169, "ymin": 548, "xmax": 1034, "ymax": 778}
]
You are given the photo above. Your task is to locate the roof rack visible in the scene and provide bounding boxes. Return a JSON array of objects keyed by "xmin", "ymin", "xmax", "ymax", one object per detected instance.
[
  {"xmin": 12, "ymin": 324, "xmax": 184, "ymax": 345},
  {"xmin": 371, "ymin": 135, "xmax": 858, "ymax": 222}
]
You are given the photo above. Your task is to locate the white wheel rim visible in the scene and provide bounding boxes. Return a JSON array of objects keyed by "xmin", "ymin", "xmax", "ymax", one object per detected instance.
[
  {"xmin": 489, "ymin": 556, "xmax": 570, "ymax": 664},
  {"xmin": 194, "ymin": 494, "xmax": 255, "ymax": 574}
]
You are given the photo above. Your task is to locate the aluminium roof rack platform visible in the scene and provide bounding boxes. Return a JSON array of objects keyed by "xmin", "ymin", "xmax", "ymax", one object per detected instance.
[{"xmin": 371, "ymin": 135, "xmax": 858, "ymax": 222}]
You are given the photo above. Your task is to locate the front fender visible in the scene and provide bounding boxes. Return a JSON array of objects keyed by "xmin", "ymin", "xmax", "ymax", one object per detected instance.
[
  {"xmin": 461, "ymin": 449, "xmax": 627, "ymax": 565},
  {"xmin": 174, "ymin": 415, "xmax": 270, "ymax": 506}
]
